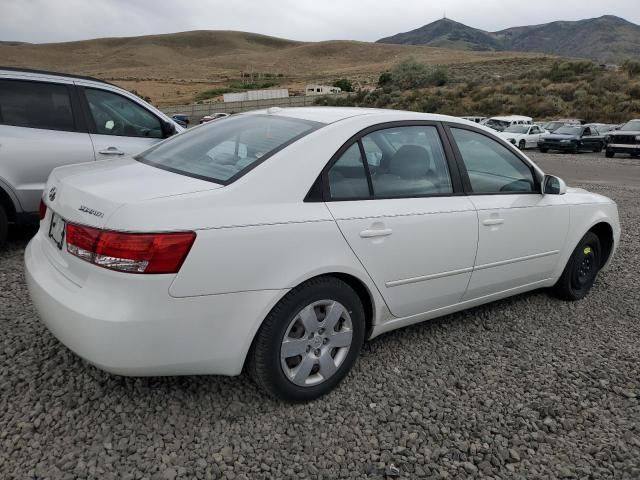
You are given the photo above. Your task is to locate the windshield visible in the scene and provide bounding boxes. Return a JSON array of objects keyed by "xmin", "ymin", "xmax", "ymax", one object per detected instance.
[
  {"xmin": 555, "ymin": 126, "xmax": 581, "ymax": 135},
  {"xmin": 504, "ymin": 125, "xmax": 529, "ymax": 134},
  {"xmin": 544, "ymin": 122, "xmax": 563, "ymax": 130},
  {"xmin": 621, "ymin": 120, "xmax": 640, "ymax": 131},
  {"xmin": 137, "ymin": 114, "xmax": 321, "ymax": 183},
  {"xmin": 484, "ymin": 119, "xmax": 510, "ymax": 130}
]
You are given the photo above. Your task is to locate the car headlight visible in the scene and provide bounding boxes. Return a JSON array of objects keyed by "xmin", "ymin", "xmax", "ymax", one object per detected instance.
[
  {"xmin": 635, "ymin": 135, "xmax": 640, "ymax": 141},
  {"xmin": 560, "ymin": 139, "xmax": 571, "ymax": 143}
]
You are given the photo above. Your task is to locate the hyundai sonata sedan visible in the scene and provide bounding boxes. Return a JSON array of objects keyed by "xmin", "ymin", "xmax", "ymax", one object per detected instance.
[{"xmin": 25, "ymin": 107, "xmax": 620, "ymax": 401}]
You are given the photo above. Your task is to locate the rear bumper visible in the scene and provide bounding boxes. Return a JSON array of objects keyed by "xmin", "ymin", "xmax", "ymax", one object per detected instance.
[{"xmin": 25, "ymin": 232, "xmax": 286, "ymax": 376}]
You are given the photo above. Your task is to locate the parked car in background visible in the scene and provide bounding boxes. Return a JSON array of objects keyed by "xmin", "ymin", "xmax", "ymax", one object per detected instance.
[
  {"xmin": 482, "ymin": 116, "xmax": 533, "ymax": 132},
  {"xmin": 26, "ymin": 107, "xmax": 619, "ymax": 401},
  {"xmin": 498, "ymin": 124, "xmax": 548, "ymax": 150},
  {"xmin": 461, "ymin": 116, "xmax": 487, "ymax": 124},
  {"xmin": 0, "ymin": 67, "xmax": 183, "ymax": 247},
  {"xmin": 538, "ymin": 125, "xmax": 604, "ymax": 153},
  {"xmin": 171, "ymin": 114, "xmax": 190, "ymax": 128},
  {"xmin": 604, "ymin": 119, "xmax": 640, "ymax": 158},
  {"xmin": 200, "ymin": 112, "xmax": 230, "ymax": 124}
]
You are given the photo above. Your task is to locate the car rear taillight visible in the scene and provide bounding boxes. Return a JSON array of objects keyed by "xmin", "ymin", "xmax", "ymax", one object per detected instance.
[
  {"xmin": 66, "ymin": 223, "xmax": 196, "ymax": 274},
  {"xmin": 39, "ymin": 199, "xmax": 47, "ymax": 220}
]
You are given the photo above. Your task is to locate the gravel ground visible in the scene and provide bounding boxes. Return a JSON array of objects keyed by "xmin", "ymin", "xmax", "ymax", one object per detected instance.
[{"xmin": 1, "ymin": 153, "xmax": 639, "ymax": 479}]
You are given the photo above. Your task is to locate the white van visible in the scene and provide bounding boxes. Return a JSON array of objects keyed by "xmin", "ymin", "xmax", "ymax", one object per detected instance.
[{"xmin": 482, "ymin": 115, "xmax": 533, "ymax": 132}]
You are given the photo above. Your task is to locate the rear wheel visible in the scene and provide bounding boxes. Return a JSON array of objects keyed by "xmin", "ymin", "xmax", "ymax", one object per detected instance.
[
  {"xmin": 0, "ymin": 205, "xmax": 8, "ymax": 248},
  {"xmin": 552, "ymin": 232, "xmax": 601, "ymax": 301},
  {"xmin": 539, "ymin": 147, "xmax": 549, "ymax": 153},
  {"xmin": 606, "ymin": 150, "xmax": 615, "ymax": 158},
  {"xmin": 593, "ymin": 143, "xmax": 603, "ymax": 153},
  {"xmin": 248, "ymin": 277, "xmax": 365, "ymax": 401}
]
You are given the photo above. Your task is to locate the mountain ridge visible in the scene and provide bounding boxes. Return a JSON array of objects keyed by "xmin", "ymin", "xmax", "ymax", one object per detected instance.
[{"xmin": 377, "ymin": 15, "xmax": 640, "ymax": 61}]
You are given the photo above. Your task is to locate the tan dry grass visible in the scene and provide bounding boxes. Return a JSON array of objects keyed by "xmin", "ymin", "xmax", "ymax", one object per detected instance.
[{"xmin": 0, "ymin": 30, "xmax": 544, "ymax": 106}]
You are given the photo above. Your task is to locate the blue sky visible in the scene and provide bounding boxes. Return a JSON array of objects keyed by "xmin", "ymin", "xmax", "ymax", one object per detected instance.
[{"xmin": 2, "ymin": 0, "xmax": 639, "ymax": 43}]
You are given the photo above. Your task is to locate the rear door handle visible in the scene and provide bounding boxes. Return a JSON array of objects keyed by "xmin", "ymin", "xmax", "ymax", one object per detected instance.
[
  {"xmin": 482, "ymin": 218, "xmax": 504, "ymax": 226},
  {"xmin": 360, "ymin": 228, "xmax": 393, "ymax": 238},
  {"xmin": 98, "ymin": 147, "xmax": 125, "ymax": 156}
]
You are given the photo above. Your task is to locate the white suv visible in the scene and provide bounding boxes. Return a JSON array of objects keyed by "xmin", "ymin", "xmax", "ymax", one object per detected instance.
[{"xmin": 0, "ymin": 67, "xmax": 183, "ymax": 246}]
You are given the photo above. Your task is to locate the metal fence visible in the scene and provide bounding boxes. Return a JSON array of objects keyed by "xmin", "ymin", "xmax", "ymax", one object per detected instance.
[{"xmin": 160, "ymin": 93, "xmax": 352, "ymax": 118}]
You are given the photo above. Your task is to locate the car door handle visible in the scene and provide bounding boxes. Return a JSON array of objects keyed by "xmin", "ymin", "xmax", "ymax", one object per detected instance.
[
  {"xmin": 98, "ymin": 147, "xmax": 125, "ymax": 156},
  {"xmin": 360, "ymin": 228, "xmax": 393, "ymax": 238},
  {"xmin": 482, "ymin": 218, "xmax": 505, "ymax": 226}
]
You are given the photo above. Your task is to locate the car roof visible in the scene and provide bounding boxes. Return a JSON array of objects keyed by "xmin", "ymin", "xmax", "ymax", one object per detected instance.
[
  {"xmin": 0, "ymin": 66, "xmax": 115, "ymax": 87},
  {"xmin": 489, "ymin": 115, "xmax": 532, "ymax": 121},
  {"xmin": 244, "ymin": 107, "xmax": 478, "ymax": 126}
]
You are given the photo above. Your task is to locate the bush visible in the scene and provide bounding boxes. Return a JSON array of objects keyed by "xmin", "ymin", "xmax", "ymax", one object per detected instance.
[
  {"xmin": 390, "ymin": 58, "xmax": 449, "ymax": 90},
  {"xmin": 378, "ymin": 72, "xmax": 393, "ymax": 88},
  {"xmin": 332, "ymin": 79, "xmax": 354, "ymax": 92},
  {"xmin": 623, "ymin": 60, "xmax": 640, "ymax": 76}
]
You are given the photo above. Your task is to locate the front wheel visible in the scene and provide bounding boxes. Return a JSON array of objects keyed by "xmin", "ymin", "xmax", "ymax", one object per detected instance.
[
  {"xmin": 552, "ymin": 232, "xmax": 601, "ymax": 301},
  {"xmin": 518, "ymin": 140, "xmax": 526, "ymax": 150},
  {"xmin": 248, "ymin": 277, "xmax": 365, "ymax": 401},
  {"xmin": 606, "ymin": 150, "xmax": 615, "ymax": 158},
  {"xmin": 539, "ymin": 147, "xmax": 549, "ymax": 153}
]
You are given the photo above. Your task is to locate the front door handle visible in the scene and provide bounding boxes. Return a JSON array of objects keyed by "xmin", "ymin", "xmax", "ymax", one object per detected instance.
[
  {"xmin": 482, "ymin": 218, "xmax": 504, "ymax": 226},
  {"xmin": 360, "ymin": 228, "xmax": 393, "ymax": 238},
  {"xmin": 98, "ymin": 147, "xmax": 125, "ymax": 156}
]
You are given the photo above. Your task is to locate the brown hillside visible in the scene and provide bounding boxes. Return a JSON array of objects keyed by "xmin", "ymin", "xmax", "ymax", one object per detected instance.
[{"xmin": 0, "ymin": 30, "xmax": 543, "ymax": 106}]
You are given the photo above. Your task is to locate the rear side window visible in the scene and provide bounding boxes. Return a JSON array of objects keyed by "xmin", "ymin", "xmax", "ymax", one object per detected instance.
[
  {"xmin": 451, "ymin": 128, "xmax": 536, "ymax": 194},
  {"xmin": 137, "ymin": 114, "xmax": 321, "ymax": 184},
  {"xmin": 328, "ymin": 125, "xmax": 453, "ymax": 199},
  {"xmin": 0, "ymin": 79, "xmax": 75, "ymax": 132},
  {"xmin": 85, "ymin": 88, "xmax": 163, "ymax": 139}
]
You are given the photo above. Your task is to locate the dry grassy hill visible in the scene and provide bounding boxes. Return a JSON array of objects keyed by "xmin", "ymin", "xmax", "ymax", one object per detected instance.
[{"xmin": 0, "ymin": 30, "xmax": 544, "ymax": 106}]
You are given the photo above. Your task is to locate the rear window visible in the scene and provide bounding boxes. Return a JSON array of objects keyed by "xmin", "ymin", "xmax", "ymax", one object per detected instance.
[{"xmin": 137, "ymin": 114, "xmax": 321, "ymax": 184}]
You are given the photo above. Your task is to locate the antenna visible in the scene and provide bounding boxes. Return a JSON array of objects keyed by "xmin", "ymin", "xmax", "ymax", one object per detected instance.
[{"xmin": 443, "ymin": 11, "xmax": 446, "ymax": 19}]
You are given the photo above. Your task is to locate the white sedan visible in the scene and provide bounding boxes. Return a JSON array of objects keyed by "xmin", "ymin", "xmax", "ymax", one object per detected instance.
[
  {"xmin": 498, "ymin": 124, "xmax": 548, "ymax": 150},
  {"xmin": 25, "ymin": 108, "xmax": 620, "ymax": 401}
]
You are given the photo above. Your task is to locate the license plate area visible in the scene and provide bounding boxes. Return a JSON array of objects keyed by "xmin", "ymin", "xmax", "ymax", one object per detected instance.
[{"xmin": 48, "ymin": 213, "xmax": 66, "ymax": 250}]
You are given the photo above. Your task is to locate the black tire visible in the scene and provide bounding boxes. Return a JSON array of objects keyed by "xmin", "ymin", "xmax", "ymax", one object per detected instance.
[
  {"xmin": 518, "ymin": 140, "xmax": 526, "ymax": 150},
  {"xmin": 594, "ymin": 143, "xmax": 603, "ymax": 153},
  {"xmin": 247, "ymin": 276, "xmax": 365, "ymax": 401},
  {"xmin": 552, "ymin": 232, "xmax": 601, "ymax": 301},
  {"xmin": 539, "ymin": 147, "xmax": 549, "ymax": 153},
  {"xmin": 605, "ymin": 150, "xmax": 615, "ymax": 158},
  {"xmin": 570, "ymin": 144, "xmax": 579, "ymax": 154},
  {"xmin": 0, "ymin": 205, "xmax": 8, "ymax": 249}
]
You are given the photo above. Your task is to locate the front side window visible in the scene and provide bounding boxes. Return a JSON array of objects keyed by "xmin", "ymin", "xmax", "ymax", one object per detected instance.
[
  {"xmin": 451, "ymin": 128, "xmax": 536, "ymax": 194},
  {"xmin": 85, "ymin": 88, "xmax": 163, "ymax": 138},
  {"xmin": 327, "ymin": 125, "xmax": 453, "ymax": 199},
  {"xmin": 0, "ymin": 79, "xmax": 75, "ymax": 132},
  {"xmin": 138, "ymin": 114, "xmax": 320, "ymax": 184}
]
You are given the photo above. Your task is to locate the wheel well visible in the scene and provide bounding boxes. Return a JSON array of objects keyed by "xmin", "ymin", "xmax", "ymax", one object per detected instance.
[
  {"xmin": 590, "ymin": 222, "xmax": 614, "ymax": 268},
  {"xmin": 327, "ymin": 273, "xmax": 375, "ymax": 340},
  {"xmin": 0, "ymin": 187, "xmax": 16, "ymax": 223}
]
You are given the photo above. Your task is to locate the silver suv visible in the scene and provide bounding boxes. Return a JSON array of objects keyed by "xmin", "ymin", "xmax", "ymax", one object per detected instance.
[{"xmin": 0, "ymin": 67, "xmax": 183, "ymax": 246}]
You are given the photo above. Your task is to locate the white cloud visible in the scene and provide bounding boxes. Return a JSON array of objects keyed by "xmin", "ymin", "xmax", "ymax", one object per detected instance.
[{"xmin": 1, "ymin": 0, "xmax": 639, "ymax": 43}]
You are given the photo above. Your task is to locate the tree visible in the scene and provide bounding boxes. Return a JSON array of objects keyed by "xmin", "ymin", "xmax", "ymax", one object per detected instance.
[{"xmin": 332, "ymin": 79, "xmax": 354, "ymax": 92}]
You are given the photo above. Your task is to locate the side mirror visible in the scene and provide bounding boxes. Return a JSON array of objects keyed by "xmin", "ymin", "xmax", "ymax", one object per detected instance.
[
  {"xmin": 161, "ymin": 120, "xmax": 177, "ymax": 138},
  {"xmin": 543, "ymin": 175, "xmax": 567, "ymax": 195}
]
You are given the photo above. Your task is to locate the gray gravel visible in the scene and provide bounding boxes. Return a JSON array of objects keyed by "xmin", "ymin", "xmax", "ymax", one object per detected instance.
[{"xmin": 1, "ymin": 152, "xmax": 639, "ymax": 479}]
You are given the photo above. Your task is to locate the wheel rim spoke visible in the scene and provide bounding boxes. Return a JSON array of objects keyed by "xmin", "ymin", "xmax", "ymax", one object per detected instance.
[
  {"xmin": 329, "ymin": 330, "xmax": 352, "ymax": 348},
  {"xmin": 292, "ymin": 354, "xmax": 315, "ymax": 384},
  {"xmin": 281, "ymin": 337, "xmax": 308, "ymax": 358},
  {"xmin": 298, "ymin": 306, "xmax": 318, "ymax": 333},
  {"xmin": 318, "ymin": 352, "xmax": 337, "ymax": 379},
  {"xmin": 323, "ymin": 301, "xmax": 345, "ymax": 330}
]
